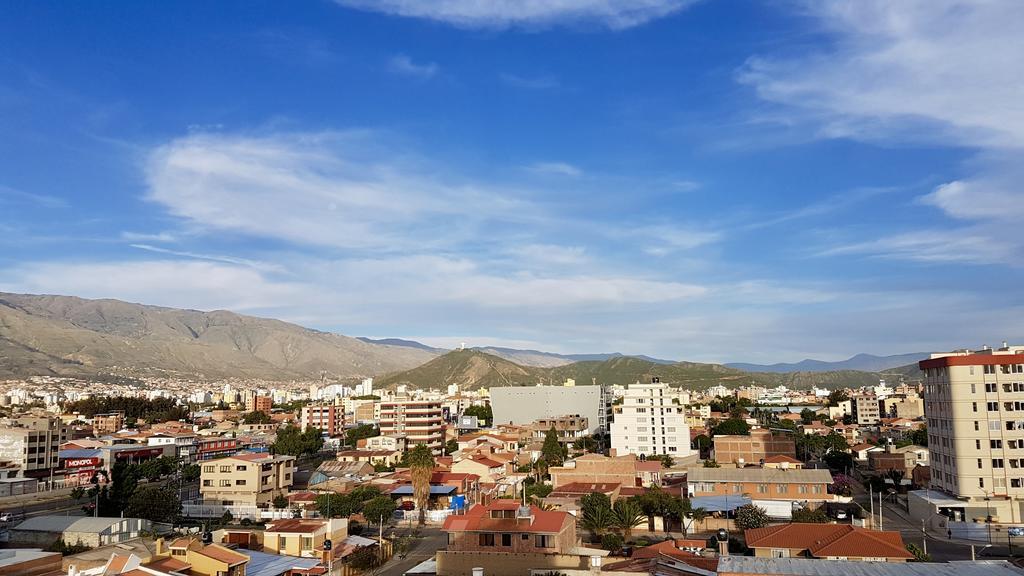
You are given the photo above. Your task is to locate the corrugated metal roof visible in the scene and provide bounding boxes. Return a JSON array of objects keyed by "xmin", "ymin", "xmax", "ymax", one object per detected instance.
[
  {"xmin": 246, "ymin": 550, "xmax": 320, "ymax": 576},
  {"xmin": 686, "ymin": 467, "xmax": 833, "ymax": 484},
  {"xmin": 13, "ymin": 516, "xmax": 137, "ymax": 533}
]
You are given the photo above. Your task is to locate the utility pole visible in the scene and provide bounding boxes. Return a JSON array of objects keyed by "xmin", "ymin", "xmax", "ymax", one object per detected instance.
[
  {"xmin": 922, "ymin": 519, "xmax": 927, "ymax": 555},
  {"xmin": 869, "ymin": 485, "xmax": 875, "ymax": 528},
  {"xmin": 878, "ymin": 490, "xmax": 883, "ymax": 530}
]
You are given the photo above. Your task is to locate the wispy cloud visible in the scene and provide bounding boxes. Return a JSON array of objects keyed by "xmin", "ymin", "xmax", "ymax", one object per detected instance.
[
  {"xmin": 129, "ymin": 244, "xmax": 286, "ymax": 273},
  {"xmin": 526, "ymin": 161, "xmax": 582, "ymax": 177},
  {"xmin": 388, "ymin": 54, "xmax": 438, "ymax": 79},
  {"xmin": 499, "ymin": 73, "xmax": 559, "ymax": 90},
  {"xmin": 738, "ymin": 0, "xmax": 1024, "ymax": 266},
  {"xmin": 0, "ymin": 184, "xmax": 68, "ymax": 208},
  {"xmin": 335, "ymin": 0, "xmax": 699, "ymax": 30},
  {"xmin": 120, "ymin": 231, "xmax": 178, "ymax": 243}
]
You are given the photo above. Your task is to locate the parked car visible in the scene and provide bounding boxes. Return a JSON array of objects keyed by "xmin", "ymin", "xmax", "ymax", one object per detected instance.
[{"xmin": 399, "ymin": 501, "xmax": 415, "ymax": 511}]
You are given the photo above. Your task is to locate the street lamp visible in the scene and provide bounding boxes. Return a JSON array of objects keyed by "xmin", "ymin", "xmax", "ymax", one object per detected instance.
[{"xmin": 983, "ymin": 490, "xmax": 993, "ymax": 544}]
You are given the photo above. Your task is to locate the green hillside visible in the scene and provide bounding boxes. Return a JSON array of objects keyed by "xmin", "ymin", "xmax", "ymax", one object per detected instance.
[{"xmin": 378, "ymin": 350, "xmax": 923, "ymax": 391}]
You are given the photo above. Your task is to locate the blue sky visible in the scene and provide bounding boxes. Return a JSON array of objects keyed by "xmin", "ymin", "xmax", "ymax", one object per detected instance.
[{"xmin": 1, "ymin": 0, "xmax": 1022, "ymax": 363}]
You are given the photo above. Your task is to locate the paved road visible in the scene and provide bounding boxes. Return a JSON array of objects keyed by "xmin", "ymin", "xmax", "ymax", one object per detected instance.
[
  {"xmin": 378, "ymin": 527, "xmax": 447, "ymax": 576},
  {"xmin": 876, "ymin": 499, "xmax": 1016, "ymax": 561}
]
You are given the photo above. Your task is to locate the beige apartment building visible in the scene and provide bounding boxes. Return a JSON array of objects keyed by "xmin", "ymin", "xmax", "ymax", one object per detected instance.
[
  {"xmin": 200, "ymin": 452, "xmax": 295, "ymax": 507},
  {"xmin": 0, "ymin": 416, "xmax": 68, "ymax": 478},
  {"xmin": 852, "ymin": 394, "xmax": 881, "ymax": 425},
  {"xmin": 923, "ymin": 343, "xmax": 1024, "ymax": 522},
  {"xmin": 379, "ymin": 400, "xmax": 443, "ymax": 454},
  {"xmin": 529, "ymin": 415, "xmax": 589, "ymax": 447}
]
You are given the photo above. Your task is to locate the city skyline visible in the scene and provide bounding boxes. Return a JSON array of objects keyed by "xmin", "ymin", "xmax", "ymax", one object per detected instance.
[{"xmin": 1, "ymin": 1, "xmax": 1022, "ymax": 363}]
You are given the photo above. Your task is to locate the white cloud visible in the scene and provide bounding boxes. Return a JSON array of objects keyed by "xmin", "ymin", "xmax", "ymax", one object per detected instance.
[
  {"xmin": 636, "ymin": 225, "xmax": 720, "ymax": 256},
  {"xmin": 144, "ymin": 130, "xmax": 532, "ymax": 251},
  {"xmin": 0, "ymin": 260, "xmax": 304, "ymax": 312},
  {"xmin": 388, "ymin": 54, "xmax": 439, "ymax": 79},
  {"xmin": 335, "ymin": 0, "xmax": 698, "ymax": 29},
  {"xmin": 499, "ymin": 73, "xmax": 560, "ymax": 90},
  {"xmin": 526, "ymin": 161, "xmax": 583, "ymax": 177},
  {"xmin": 739, "ymin": 0, "xmax": 1024, "ymax": 265},
  {"xmin": 120, "ymin": 231, "xmax": 178, "ymax": 243},
  {"xmin": 507, "ymin": 244, "xmax": 588, "ymax": 266},
  {"xmin": 738, "ymin": 0, "xmax": 1024, "ymax": 148}
]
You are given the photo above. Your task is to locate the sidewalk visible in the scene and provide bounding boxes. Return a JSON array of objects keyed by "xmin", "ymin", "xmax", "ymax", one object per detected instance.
[
  {"xmin": 881, "ymin": 500, "xmax": 987, "ymax": 548},
  {"xmin": 0, "ymin": 486, "xmax": 74, "ymax": 508}
]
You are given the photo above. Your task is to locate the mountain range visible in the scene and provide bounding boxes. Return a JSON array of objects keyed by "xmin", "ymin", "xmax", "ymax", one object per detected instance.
[
  {"xmin": 0, "ymin": 292, "xmax": 923, "ymax": 389},
  {"xmin": 725, "ymin": 352, "xmax": 929, "ymax": 373}
]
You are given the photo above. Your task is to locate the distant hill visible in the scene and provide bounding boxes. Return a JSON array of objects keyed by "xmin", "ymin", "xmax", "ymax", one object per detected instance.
[
  {"xmin": 0, "ymin": 292, "xmax": 437, "ymax": 380},
  {"xmin": 356, "ymin": 338, "xmax": 677, "ymax": 368},
  {"xmin": 377, "ymin": 349, "xmax": 919, "ymax": 391},
  {"xmin": 357, "ymin": 337, "xmax": 445, "ymax": 354},
  {"xmin": 726, "ymin": 352, "xmax": 929, "ymax": 373}
]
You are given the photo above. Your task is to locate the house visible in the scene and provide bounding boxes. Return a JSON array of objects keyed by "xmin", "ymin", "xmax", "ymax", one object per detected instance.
[
  {"xmin": 262, "ymin": 518, "xmax": 347, "ymax": 561},
  {"xmin": 850, "ymin": 443, "xmax": 884, "ymax": 461},
  {"xmin": 437, "ymin": 501, "xmax": 595, "ymax": 576},
  {"xmin": 868, "ymin": 444, "xmax": 928, "ymax": 473},
  {"xmin": 150, "ymin": 537, "xmax": 249, "ymax": 576},
  {"xmin": 685, "ymin": 467, "xmax": 834, "ymax": 502},
  {"xmin": 335, "ymin": 450, "xmax": 402, "ymax": 467},
  {"xmin": 10, "ymin": 517, "xmax": 155, "ymax": 548},
  {"xmin": 744, "ymin": 524, "xmax": 913, "ymax": 561},
  {"xmin": 450, "ymin": 456, "xmax": 508, "ymax": 483},
  {"xmin": 548, "ymin": 453, "xmax": 660, "ymax": 489},
  {"xmin": 199, "ymin": 453, "xmax": 295, "ymax": 507},
  {"xmin": 602, "ymin": 539, "xmax": 719, "ymax": 574},
  {"xmin": 307, "ymin": 460, "xmax": 374, "ymax": 490}
]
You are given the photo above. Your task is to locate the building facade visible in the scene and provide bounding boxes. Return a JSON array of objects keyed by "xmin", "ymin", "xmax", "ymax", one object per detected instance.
[
  {"xmin": 199, "ymin": 453, "xmax": 295, "ymax": 507},
  {"xmin": 490, "ymin": 384, "xmax": 612, "ymax": 434},
  {"xmin": 852, "ymin": 394, "xmax": 881, "ymax": 425},
  {"xmin": 0, "ymin": 416, "xmax": 68, "ymax": 478},
  {"xmin": 922, "ymin": 344, "xmax": 1024, "ymax": 522},
  {"xmin": 713, "ymin": 429, "xmax": 796, "ymax": 466},
  {"xmin": 610, "ymin": 382, "xmax": 693, "ymax": 459},
  {"xmin": 300, "ymin": 404, "xmax": 343, "ymax": 437},
  {"xmin": 379, "ymin": 400, "xmax": 443, "ymax": 454},
  {"xmin": 529, "ymin": 415, "xmax": 588, "ymax": 447}
]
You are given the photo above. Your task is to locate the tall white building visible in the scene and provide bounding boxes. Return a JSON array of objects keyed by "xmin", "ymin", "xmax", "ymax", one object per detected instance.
[{"xmin": 611, "ymin": 381, "xmax": 693, "ymax": 459}]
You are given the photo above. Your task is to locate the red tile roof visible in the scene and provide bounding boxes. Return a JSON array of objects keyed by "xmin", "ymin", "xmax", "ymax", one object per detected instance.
[
  {"xmin": 266, "ymin": 519, "xmax": 327, "ymax": 534},
  {"xmin": 144, "ymin": 557, "xmax": 192, "ymax": 573},
  {"xmin": 745, "ymin": 523, "xmax": 913, "ymax": 559},
  {"xmin": 442, "ymin": 503, "xmax": 570, "ymax": 534},
  {"xmin": 194, "ymin": 544, "xmax": 250, "ymax": 565}
]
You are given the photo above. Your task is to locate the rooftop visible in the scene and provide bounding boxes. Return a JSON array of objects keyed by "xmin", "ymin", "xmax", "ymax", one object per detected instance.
[
  {"xmin": 717, "ymin": 557, "xmax": 1024, "ymax": 576},
  {"xmin": 441, "ymin": 503, "xmax": 569, "ymax": 534},
  {"xmin": 745, "ymin": 524, "xmax": 912, "ymax": 559},
  {"xmin": 686, "ymin": 467, "xmax": 833, "ymax": 484}
]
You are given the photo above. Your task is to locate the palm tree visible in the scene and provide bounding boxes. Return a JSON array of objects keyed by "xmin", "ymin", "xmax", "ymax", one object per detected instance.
[
  {"xmin": 581, "ymin": 503, "xmax": 616, "ymax": 537},
  {"xmin": 612, "ymin": 499, "xmax": 645, "ymax": 538},
  {"xmin": 407, "ymin": 444, "xmax": 436, "ymax": 526},
  {"xmin": 688, "ymin": 506, "xmax": 709, "ymax": 536}
]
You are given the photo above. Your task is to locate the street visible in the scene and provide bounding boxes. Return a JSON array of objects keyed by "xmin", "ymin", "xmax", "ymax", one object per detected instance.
[{"xmin": 378, "ymin": 527, "xmax": 447, "ymax": 576}]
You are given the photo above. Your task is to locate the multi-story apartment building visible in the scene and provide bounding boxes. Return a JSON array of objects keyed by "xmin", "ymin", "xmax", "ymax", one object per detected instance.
[
  {"xmin": 713, "ymin": 429, "xmax": 796, "ymax": 466},
  {"xmin": 195, "ymin": 437, "xmax": 240, "ymax": 461},
  {"xmin": 529, "ymin": 415, "xmax": 589, "ymax": 447},
  {"xmin": 147, "ymin": 432, "xmax": 199, "ymax": 463},
  {"xmin": 91, "ymin": 412, "xmax": 125, "ymax": 436},
  {"xmin": 852, "ymin": 394, "xmax": 881, "ymax": 425},
  {"xmin": 300, "ymin": 404, "xmax": 343, "ymax": 437},
  {"xmin": 245, "ymin": 394, "xmax": 272, "ymax": 415},
  {"xmin": 379, "ymin": 400, "xmax": 443, "ymax": 454},
  {"xmin": 686, "ymin": 466, "xmax": 834, "ymax": 503},
  {"xmin": 922, "ymin": 343, "xmax": 1024, "ymax": 522},
  {"xmin": 490, "ymin": 384, "xmax": 612, "ymax": 434},
  {"xmin": 610, "ymin": 381, "xmax": 693, "ymax": 459},
  {"xmin": 199, "ymin": 453, "xmax": 295, "ymax": 507},
  {"xmin": 0, "ymin": 416, "xmax": 68, "ymax": 478}
]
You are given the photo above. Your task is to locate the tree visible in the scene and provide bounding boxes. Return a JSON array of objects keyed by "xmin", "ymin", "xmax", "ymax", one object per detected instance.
[
  {"xmin": 734, "ymin": 504, "xmax": 770, "ymax": 530},
  {"xmin": 363, "ymin": 496, "xmax": 397, "ymax": 526},
  {"xmin": 712, "ymin": 418, "xmax": 750, "ymax": 436},
  {"xmin": 831, "ymin": 473, "xmax": 855, "ymax": 496},
  {"xmin": 526, "ymin": 483, "xmax": 553, "ymax": 502},
  {"xmin": 654, "ymin": 454, "xmax": 674, "ymax": 468},
  {"xmin": 799, "ymin": 408, "xmax": 816, "ymax": 425},
  {"xmin": 345, "ymin": 424, "xmax": 380, "ymax": 447},
  {"xmin": 688, "ymin": 506, "xmax": 709, "ymax": 536},
  {"xmin": 909, "ymin": 425, "xmax": 928, "ymax": 447},
  {"xmin": 693, "ymin": 434, "xmax": 712, "ymax": 458},
  {"xmin": 612, "ymin": 498, "xmax": 645, "ymax": 537},
  {"xmin": 181, "ymin": 464, "xmax": 200, "ymax": 482},
  {"xmin": 572, "ymin": 436, "xmax": 598, "ymax": 453},
  {"xmin": 541, "ymin": 427, "xmax": 566, "ymax": 467},
  {"xmin": 242, "ymin": 411, "xmax": 272, "ymax": 425},
  {"xmin": 827, "ymin": 390, "xmax": 850, "ymax": 407},
  {"xmin": 581, "ymin": 500, "xmax": 616, "ymax": 537},
  {"xmin": 703, "ymin": 459, "xmax": 720, "ymax": 468},
  {"xmin": 407, "ymin": 444, "xmax": 436, "ymax": 525},
  {"xmin": 634, "ymin": 487, "xmax": 676, "ymax": 532},
  {"xmin": 463, "ymin": 405, "xmax": 493, "ymax": 426},
  {"xmin": 791, "ymin": 507, "xmax": 829, "ymax": 523},
  {"xmin": 70, "ymin": 486, "xmax": 85, "ymax": 501},
  {"xmin": 445, "ymin": 439, "xmax": 459, "ymax": 455},
  {"xmin": 906, "ymin": 542, "xmax": 931, "ymax": 562},
  {"xmin": 273, "ymin": 495, "xmax": 290, "ymax": 510},
  {"xmin": 272, "ymin": 424, "xmax": 324, "ymax": 456},
  {"xmin": 600, "ymin": 532, "xmax": 624, "ymax": 553},
  {"xmin": 126, "ymin": 485, "xmax": 181, "ymax": 523}
]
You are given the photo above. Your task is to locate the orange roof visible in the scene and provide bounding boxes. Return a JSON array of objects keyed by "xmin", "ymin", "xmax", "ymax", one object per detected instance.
[
  {"xmin": 104, "ymin": 554, "xmax": 131, "ymax": 575},
  {"xmin": 763, "ymin": 455, "xmax": 802, "ymax": 464},
  {"xmin": 144, "ymin": 557, "xmax": 192, "ymax": 572},
  {"xmin": 195, "ymin": 544, "xmax": 249, "ymax": 565},
  {"xmin": 468, "ymin": 456, "xmax": 504, "ymax": 468},
  {"xmin": 442, "ymin": 503, "xmax": 569, "ymax": 534},
  {"xmin": 548, "ymin": 482, "xmax": 620, "ymax": 495},
  {"xmin": 745, "ymin": 523, "xmax": 913, "ymax": 559},
  {"xmin": 266, "ymin": 519, "xmax": 327, "ymax": 533}
]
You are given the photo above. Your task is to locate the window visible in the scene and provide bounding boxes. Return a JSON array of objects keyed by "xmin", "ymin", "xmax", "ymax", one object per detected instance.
[
  {"xmin": 219, "ymin": 479, "xmax": 231, "ymax": 487},
  {"xmin": 978, "ymin": 459, "xmax": 984, "ymax": 469},
  {"xmin": 991, "ymin": 421, "xmax": 1002, "ymax": 431},
  {"xmin": 732, "ymin": 484, "xmax": 742, "ymax": 493},
  {"xmin": 302, "ymin": 537, "xmax": 313, "ymax": 550},
  {"xmin": 535, "ymin": 535, "xmax": 553, "ymax": 548},
  {"xmin": 448, "ymin": 533, "xmax": 456, "ymax": 545},
  {"xmin": 777, "ymin": 484, "xmax": 786, "ymax": 494},
  {"xmin": 980, "ymin": 478, "xmax": 986, "ymax": 488},
  {"xmin": 219, "ymin": 465, "xmax": 231, "ymax": 473},
  {"xmin": 203, "ymin": 480, "xmax": 213, "ymax": 486},
  {"xmin": 974, "ymin": 402, "xmax": 979, "ymax": 412},
  {"xmin": 989, "ymin": 402, "xmax": 999, "ymax": 412},
  {"xmin": 992, "ymin": 440, "xmax": 1004, "ymax": 449},
  {"xmin": 479, "ymin": 534, "xmax": 495, "ymax": 546},
  {"xmin": 236, "ymin": 479, "xmax": 247, "ymax": 485},
  {"xmin": 977, "ymin": 440, "xmax": 983, "ymax": 450},
  {"xmin": 987, "ymin": 383, "xmax": 999, "ymax": 393},
  {"xmin": 757, "ymin": 484, "xmax": 768, "ymax": 493},
  {"xmin": 501, "ymin": 533, "xmax": 512, "ymax": 547},
  {"xmin": 203, "ymin": 465, "xmax": 214, "ymax": 473},
  {"xmin": 236, "ymin": 465, "xmax": 247, "ymax": 471},
  {"xmin": 994, "ymin": 459, "xmax": 1005, "ymax": 468},
  {"xmin": 976, "ymin": 421, "xmax": 981, "ymax": 431}
]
